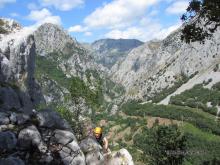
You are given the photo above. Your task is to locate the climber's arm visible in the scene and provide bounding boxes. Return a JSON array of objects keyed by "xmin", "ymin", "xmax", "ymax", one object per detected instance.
[{"xmin": 103, "ymin": 137, "xmax": 109, "ymax": 152}]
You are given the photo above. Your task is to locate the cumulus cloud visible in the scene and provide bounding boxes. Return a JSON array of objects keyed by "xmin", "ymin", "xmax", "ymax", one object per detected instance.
[
  {"xmin": 68, "ymin": 25, "xmax": 87, "ymax": 32},
  {"xmin": 0, "ymin": 0, "xmax": 16, "ymax": 8},
  {"xmin": 166, "ymin": 1, "xmax": 189, "ymax": 14},
  {"xmin": 27, "ymin": 8, "xmax": 61, "ymax": 26},
  {"xmin": 84, "ymin": 0, "xmax": 159, "ymax": 29},
  {"xmin": 84, "ymin": 32, "xmax": 92, "ymax": 36},
  {"xmin": 105, "ymin": 21, "xmax": 181, "ymax": 41},
  {"xmin": 153, "ymin": 23, "xmax": 181, "ymax": 39},
  {"xmin": 39, "ymin": 0, "xmax": 84, "ymax": 11}
]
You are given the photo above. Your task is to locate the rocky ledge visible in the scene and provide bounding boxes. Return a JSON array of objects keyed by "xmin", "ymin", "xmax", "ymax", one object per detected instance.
[
  {"xmin": 0, "ymin": 108, "xmax": 134, "ymax": 165},
  {"xmin": 0, "ymin": 86, "xmax": 134, "ymax": 165}
]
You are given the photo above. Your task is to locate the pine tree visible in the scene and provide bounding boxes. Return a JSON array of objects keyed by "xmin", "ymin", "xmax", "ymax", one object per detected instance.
[{"xmin": 181, "ymin": 0, "xmax": 220, "ymax": 43}]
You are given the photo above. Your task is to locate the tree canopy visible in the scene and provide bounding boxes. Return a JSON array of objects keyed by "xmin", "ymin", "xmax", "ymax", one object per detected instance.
[{"xmin": 181, "ymin": 0, "xmax": 220, "ymax": 43}]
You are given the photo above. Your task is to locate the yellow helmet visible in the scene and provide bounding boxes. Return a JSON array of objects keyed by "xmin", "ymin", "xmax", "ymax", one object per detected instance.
[{"xmin": 94, "ymin": 127, "xmax": 102, "ymax": 134}]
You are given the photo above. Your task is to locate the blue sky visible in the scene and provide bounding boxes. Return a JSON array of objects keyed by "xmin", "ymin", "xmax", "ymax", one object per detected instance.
[{"xmin": 0, "ymin": 0, "xmax": 189, "ymax": 43}]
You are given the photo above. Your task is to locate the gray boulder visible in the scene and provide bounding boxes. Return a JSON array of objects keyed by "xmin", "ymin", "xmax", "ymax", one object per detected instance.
[
  {"xmin": 107, "ymin": 148, "xmax": 134, "ymax": 165},
  {"xmin": 0, "ymin": 87, "xmax": 21, "ymax": 110},
  {"xmin": 53, "ymin": 129, "xmax": 77, "ymax": 145},
  {"xmin": 36, "ymin": 109, "xmax": 71, "ymax": 130},
  {"xmin": 53, "ymin": 130, "xmax": 86, "ymax": 165},
  {"xmin": 0, "ymin": 112, "xmax": 10, "ymax": 125},
  {"xmin": 0, "ymin": 157, "xmax": 25, "ymax": 165},
  {"xmin": 80, "ymin": 136, "xmax": 102, "ymax": 153},
  {"xmin": 9, "ymin": 113, "xmax": 30, "ymax": 125},
  {"xmin": 18, "ymin": 125, "xmax": 47, "ymax": 153},
  {"xmin": 80, "ymin": 137, "xmax": 104, "ymax": 165},
  {"xmin": 0, "ymin": 131, "xmax": 17, "ymax": 151}
]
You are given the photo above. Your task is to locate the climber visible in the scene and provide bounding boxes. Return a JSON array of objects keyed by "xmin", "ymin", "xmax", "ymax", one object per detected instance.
[{"xmin": 93, "ymin": 127, "xmax": 110, "ymax": 154}]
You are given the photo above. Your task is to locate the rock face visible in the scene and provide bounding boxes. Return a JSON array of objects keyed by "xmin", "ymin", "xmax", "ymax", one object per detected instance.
[
  {"xmin": 0, "ymin": 18, "xmax": 44, "ymax": 106},
  {"xmin": 0, "ymin": 131, "xmax": 17, "ymax": 151},
  {"xmin": 36, "ymin": 109, "xmax": 71, "ymax": 130},
  {"xmin": 111, "ymin": 27, "xmax": 220, "ymax": 101},
  {"xmin": 0, "ymin": 109, "xmax": 86, "ymax": 165},
  {"xmin": 34, "ymin": 23, "xmax": 101, "ymax": 78},
  {"xmin": 90, "ymin": 39, "xmax": 144, "ymax": 69}
]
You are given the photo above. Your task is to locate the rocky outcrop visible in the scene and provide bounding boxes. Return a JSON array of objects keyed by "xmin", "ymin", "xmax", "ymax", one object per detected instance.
[
  {"xmin": 36, "ymin": 109, "xmax": 71, "ymax": 130},
  {"xmin": 0, "ymin": 107, "xmax": 86, "ymax": 165},
  {"xmin": 80, "ymin": 137, "xmax": 134, "ymax": 165},
  {"xmin": 0, "ymin": 18, "xmax": 22, "ymax": 33},
  {"xmin": 0, "ymin": 19, "xmax": 44, "ymax": 105},
  {"xmin": 0, "ymin": 99, "xmax": 133, "ymax": 165}
]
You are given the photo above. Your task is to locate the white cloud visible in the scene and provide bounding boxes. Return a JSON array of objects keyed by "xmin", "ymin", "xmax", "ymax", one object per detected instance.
[
  {"xmin": 105, "ymin": 27, "xmax": 142, "ymax": 40},
  {"xmin": 154, "ymin": 23, "xmax": 181, "ymax": 39},
  {"xmin": 84, "ymin": 32, "xmax": 92, "ymax": 36},
  {"xmin": 166, "ymin": 1, "xmax": 189, "ymax": 14},
  {"xmin": 84, "ymin": 0, "xmax": 160, "ymax": 29},
  {"xmin": 27, "ymin": 8, "xmax": 61, "ymax": 26},
  {"xmin": 40, "ymin": 0, "xmax": 84, "ymax": 11},
  {"xmin": 0, "ymin": 0, "xmax": 16, "ymax": 8},
  {"xmin": 105, "ymin": 22, "xmax": 181, "ymax": 41},
  {"xmin": 68, "ymin": 25, "xmax": 87, "ymax": 32}
]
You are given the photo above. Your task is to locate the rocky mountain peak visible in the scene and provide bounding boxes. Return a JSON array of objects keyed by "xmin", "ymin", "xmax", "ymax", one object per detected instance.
[
  {"xmin": 0, "ymin": 18, "xmax": 21, "ymax": 34},
  {"xmin": 34, "ymin": 23, "xmax": 79, "ymax": 56}
]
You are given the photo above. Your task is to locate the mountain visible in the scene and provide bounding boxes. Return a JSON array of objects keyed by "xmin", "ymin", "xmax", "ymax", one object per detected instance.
[
  {"xmin": 111, "ymin": 26, "xmax": 220, "ymax": 102},
  {"xmin": 89, "ymin": 39, "xmax": 144, "ymax": 69},
  {"xmin": 33, "ymin": 23, "xmax": 125, "ymax": 117},
  {"xmin": 1, "ymin": 17, "xmax": 220, "ymax": 165},
  {"xmin": 0, "ymin": 18, "xmax": 133, "ymax": 165}
]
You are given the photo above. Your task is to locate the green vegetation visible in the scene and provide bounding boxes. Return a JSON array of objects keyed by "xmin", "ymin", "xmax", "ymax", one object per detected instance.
[
  {"xmin": 181, "ymin": 0, "xmax": 220, "ymax": 43},
  {"xmin": 170, "ymin": 84, "xmax": 220, "ymax": 115},
  {"xmin": 93, "ymin": 98, "xmax": 220, "ymax": 164},
  {"xmin": 70, "ymin": 76, "xmax": 103, "ymax": 109},
  {"xmin": 134, "ymin": 124, "xmax": 187, "ymax": 165},
  {"xmin": 0, "ymin": 19, "xmax": 8, "ymax": 34},
  {"xmin": 122, "ymin": 101, "xmax": 220, "ymax": 135},
  {"xmin": 35, "ymin": 55, "xmax": 71, "ymax": 88}
]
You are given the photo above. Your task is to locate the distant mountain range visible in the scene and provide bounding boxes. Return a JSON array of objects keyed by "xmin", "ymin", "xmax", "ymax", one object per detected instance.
[{"xmin": 85, "ymin": 38, "xmax": 143, "ymax": 69}]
